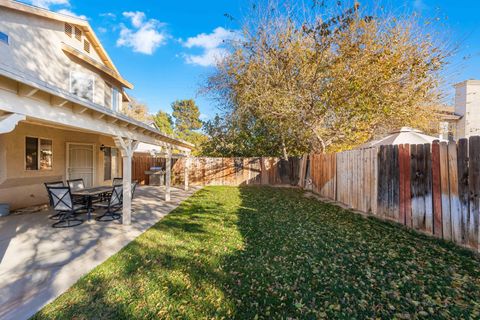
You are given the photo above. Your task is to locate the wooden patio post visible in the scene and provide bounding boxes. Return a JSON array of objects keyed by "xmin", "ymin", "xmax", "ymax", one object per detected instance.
[
  {"xmin": 184, "ymin": 152, "xmax": 191, "ymax": 191},
  {"xmin": 165, "ymin": 146, "xmax": 172, "ymax": 201},
  {"xmin": 114, "ymin": 137, "xmax": 138, "ymax": 225}
]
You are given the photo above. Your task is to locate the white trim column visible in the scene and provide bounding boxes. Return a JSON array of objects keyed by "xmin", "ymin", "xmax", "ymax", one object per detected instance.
[
  {"xmin": 165, "ymin": 146, "xmax": 172, "ymax": 201},
  {"xmin": 114, "ymin": 137, "xmax": 138, "ymax": 225},
  {"xmin": 184, "ymin": 152, "xmax": 191, "ymax": 191}
]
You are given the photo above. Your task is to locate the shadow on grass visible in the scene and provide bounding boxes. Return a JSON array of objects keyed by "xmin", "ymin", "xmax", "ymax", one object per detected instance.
[{"xmin": 33, "ymin": 187, "xmax": 480, "ymax": 319}]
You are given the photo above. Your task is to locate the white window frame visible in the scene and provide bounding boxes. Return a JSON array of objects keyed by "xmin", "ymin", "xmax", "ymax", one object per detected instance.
[
  {"xmin": 25, "ymin": 136, "xmax": 53, "ymax": 171},
  {"xmin": 111, "ymin": 87, "xmax": 120, "ymax": 112},
  {"xmin": 69, "ymin": 71, "xmax": 95, "ymax": 103}
]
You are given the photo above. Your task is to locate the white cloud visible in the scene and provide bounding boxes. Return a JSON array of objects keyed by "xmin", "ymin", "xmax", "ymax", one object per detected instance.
[
  {"xmin": 57, "ymin": 8, "xmax": 87, "ymax": 20},
  {"xmin": 123, "ymin": 11, "xmax": 146, "ymax": 28},
  {"xmin": 30, "ymin": 0, "xmax": 69, "ymax": 9},
  {"xmin": 182, "ymin": 27, "xmax": 240, "ymax": 67},
  {"xmin": 116, "ymin": 11, "xmax": 167, "ymax": 55},
  {"xmin": 100, "ymin": 12, "xmax": 116, "ymax": 19}
]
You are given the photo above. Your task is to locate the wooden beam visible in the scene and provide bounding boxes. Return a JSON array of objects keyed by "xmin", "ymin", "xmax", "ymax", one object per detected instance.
[
  {"xmin": 50, "ymin": 96, "xmax": 69, "ymax": 107},
  {"xmin": 18, "ymin": 83, "xmax": 38, "ymax": 97},
  {"xmin": 72, "ymin": 104, "xmax": 88, "ymax": 114},
  {"xmin": 106, "ymin": 117, "xmax": 118, "ymax": 124},
  {"xmin": 91, "ymin": 112, "xmax": 105, "ymax": 120}
]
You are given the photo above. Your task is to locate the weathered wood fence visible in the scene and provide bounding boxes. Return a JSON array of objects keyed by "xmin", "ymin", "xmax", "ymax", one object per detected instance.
[
  {"xmin": 172, "ymin": 157, "xmax": 301, "ymax": 186},
  {"xmin": 132, "ymin": 155, "xmax": 167, "ymax": 185},
  {"xmin": 135, "ymin": 136, "xmax": 480, "ymax": 251},
  {"xmin": 307, "ymin": 137, "xmax": 480, "ymax": 251}
]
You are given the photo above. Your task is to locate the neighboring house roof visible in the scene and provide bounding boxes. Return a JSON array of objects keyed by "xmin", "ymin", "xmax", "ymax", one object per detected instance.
[
  {"xmin": 0, "ymin": 0, "xmax": 133, "ymax": 89},
  {"xmin": 433, "ymin": 105, "xmax": 462, "ymax": 121},
  {"xmin": 358, "ymin": 127, "xmax": 446, "ymax": 149}
]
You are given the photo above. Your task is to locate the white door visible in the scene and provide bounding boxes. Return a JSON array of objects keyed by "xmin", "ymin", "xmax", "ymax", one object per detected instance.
[{"xmin": 67, "ymin": 143, "xmax": 95, "ymax": 187}]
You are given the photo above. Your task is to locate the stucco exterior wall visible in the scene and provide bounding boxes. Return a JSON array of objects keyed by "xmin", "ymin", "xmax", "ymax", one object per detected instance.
[
  {"xmin": 0, "ymin": 7, "xmax": 121, "ymax": 108},
  {"xmin": 0, "ymin": 122, "xmax": 122, "ymax": 210},
  {"xmin": 455, "ymin": 80, "xmax": 480, "ymax": 138}
]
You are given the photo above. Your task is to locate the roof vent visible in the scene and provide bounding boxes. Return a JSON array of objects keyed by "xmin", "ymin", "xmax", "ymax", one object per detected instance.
[
  {"xmin": 84, "ymin": 39, "xmax": 90, "ymax": 53},
  {"xmin": 74, "ymin": 26, "xmax": 82, "ymax": 41},
  {"xmin": 64, "ymin": 23, "xmax": 72, "ymax": 37}
]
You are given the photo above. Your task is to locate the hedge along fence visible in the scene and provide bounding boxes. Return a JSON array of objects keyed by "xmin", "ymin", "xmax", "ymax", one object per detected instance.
[
  {"xmin": 172, "ymin": 157, "xmax": 301, "ymax": 186},
  {"xmin": 307, "ymin": 136, "xmax": 480, "ymax": 251}
]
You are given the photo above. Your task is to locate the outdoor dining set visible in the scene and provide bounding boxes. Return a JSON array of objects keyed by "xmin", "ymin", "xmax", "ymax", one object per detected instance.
[{"xmin": 44, "ymin": 178, "xmax": 138, "ymax": 228}]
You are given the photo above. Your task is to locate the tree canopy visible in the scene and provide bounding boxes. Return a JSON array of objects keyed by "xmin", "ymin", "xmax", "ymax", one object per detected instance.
[{"xmin": 203, "ymin": 1, "xmax": 450, "ymax": 155}]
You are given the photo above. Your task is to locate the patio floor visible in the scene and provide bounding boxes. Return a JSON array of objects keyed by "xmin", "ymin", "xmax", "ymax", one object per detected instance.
[{"xmin": 0, "ymin": 185, "xmax": 200, "ymax": 320}]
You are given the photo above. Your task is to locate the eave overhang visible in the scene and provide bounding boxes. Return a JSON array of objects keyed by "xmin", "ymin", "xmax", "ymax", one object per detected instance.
[
  {"xmin": 0, "ymin": 64, "xmax": 193, "ymax": 151},
  {"xmin": 62, "ymin": 43, "xmax": 133, "ymax": 90}
]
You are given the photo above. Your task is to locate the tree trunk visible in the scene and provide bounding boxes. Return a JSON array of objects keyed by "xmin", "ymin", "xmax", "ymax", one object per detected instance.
[{"xmin": 281, "ymin": 137, "xmax": 289, "ymax": 159}]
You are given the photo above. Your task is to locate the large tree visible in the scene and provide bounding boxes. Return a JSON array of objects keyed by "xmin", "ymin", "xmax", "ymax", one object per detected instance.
[
  {"xmin": 153, "ymin": 110, "xmax": 174, "ymax": 135},
  {"xmin": 171, "ymin": 99, "xmax": 202, "ymax": 136},
  {"xmin": 122, "ymin": 97, "xmax": 152, "ymax": 123},
  {"xmin": 204, "ymin": 1, "xmax": 450, "ymax": 154}
]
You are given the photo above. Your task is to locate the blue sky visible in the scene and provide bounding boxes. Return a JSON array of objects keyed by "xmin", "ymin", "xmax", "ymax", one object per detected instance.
[{"xmin": 24, "ymin": 0, "xmax": 480, "ymax": 117}]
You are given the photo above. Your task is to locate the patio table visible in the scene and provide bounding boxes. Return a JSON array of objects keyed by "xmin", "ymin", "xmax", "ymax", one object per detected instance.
[{"xmin": 72, "ymin": 186, "xmax": 112, "ymax": 221}]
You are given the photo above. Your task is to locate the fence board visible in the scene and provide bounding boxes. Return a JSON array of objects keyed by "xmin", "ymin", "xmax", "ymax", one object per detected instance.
[
  {"xmin": 432, "ymin": 141, "xmax": 443, "ymax": 237},
  {"xmin": 449, "ymin": 141, "xmax": 462, "ymax": 243},
  {"xmin": 457, "ymin": 139, "xmax": 469, "ymax": 245},
  {"xmin": 425, "ymin": 143, "xmax": 433, "ymax": 234},
  {"xmin": 468, "ymin": 136, "xmax": 480, "ymax": 249}
]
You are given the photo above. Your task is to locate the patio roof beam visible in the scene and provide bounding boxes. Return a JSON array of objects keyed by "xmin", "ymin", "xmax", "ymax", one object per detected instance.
[
  {"xmin": 72, "ymin": 104, "xmax": 88, "ymax": 114},
  {"xmin": 50, "ymin": 96, "xmax": 69, "ymax": 107},
  {"xmin": 17, "ymin": 83, "xmax": 39, "ymax": 97},
  {"xmin": 0, "ymin": 113, "xmax": 26, "ymax": 134}
]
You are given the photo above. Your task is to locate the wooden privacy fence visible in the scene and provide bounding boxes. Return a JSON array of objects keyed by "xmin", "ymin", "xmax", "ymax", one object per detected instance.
[
  {"xmin": 307, "ymin": 136, "xmax": 480, "ymax": 251},
  {"xmin": 172, "ymin": 157, "xmax": 301, "ymax": 186},
  {"xmin": 132, "ymin": 155, "xmax": 167, "ymax": 185}
]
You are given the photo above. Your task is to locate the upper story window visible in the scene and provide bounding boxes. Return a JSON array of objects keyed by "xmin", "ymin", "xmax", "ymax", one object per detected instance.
[
  {"xmin": 70, "ymin": 71, "xmax": 94, "ymax": 102},
  {"xmin": 74, "ymin": 26, "xmax": 82, "ymax": 41},
  {"xmin": 83, "ymin": 39, "xmax": 90, "ymax": 53},
  {"xmin": 111, "ymin": 87, "xmax": 120, "ymax": 112},
  {"xmin": 26, "ymin": 137, "xmax": 53, "ymax": 171},
  {"xmin": 0, "ymin": 31, "xmax": 9, "ymax": 45},
  {"xmin": 64, "ymin": 23, "xmax": 72, "ymax": 38}
]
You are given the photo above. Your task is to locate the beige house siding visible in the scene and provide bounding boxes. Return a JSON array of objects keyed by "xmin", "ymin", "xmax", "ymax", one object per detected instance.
[
  {"xmin": 0, "ymin": 122, "xmax": 121, "ymax": 210},
  {"xmin": 0, "ymin": 6, "xmax": 121, "ymax": 108}
]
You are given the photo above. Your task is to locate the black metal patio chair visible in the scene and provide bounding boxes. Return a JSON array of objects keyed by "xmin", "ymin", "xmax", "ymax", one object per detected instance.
[
  {"xmin": 47, "ymin": 186, "xmax": 85, "ymax": 228},
  {"xmin": 44, "ymin": 181, "xmax": 65, "ymax": 220},
  {"xmin": 112, "ymin": 177, "xmax": 123, "ymax": 186},
  {"xmin": 94, "ymin": 185, "xmax": 123, "ymax": 222}
]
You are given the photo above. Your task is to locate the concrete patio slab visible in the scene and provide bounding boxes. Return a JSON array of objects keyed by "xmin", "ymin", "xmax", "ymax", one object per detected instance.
[{"xmin": 0, "ymin": 186, "xmax": 200, "ymax": 320}]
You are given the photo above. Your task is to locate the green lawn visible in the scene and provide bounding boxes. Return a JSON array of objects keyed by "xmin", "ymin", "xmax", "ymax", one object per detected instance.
[{"xmin": 34, "ymin": 187, "xmax": 480, "ymax": 319}]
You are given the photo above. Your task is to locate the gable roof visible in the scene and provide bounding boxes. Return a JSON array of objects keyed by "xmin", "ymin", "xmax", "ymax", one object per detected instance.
[{"xmin": 0, "ymin": 0, "xmax": 133, "ymax": 89}]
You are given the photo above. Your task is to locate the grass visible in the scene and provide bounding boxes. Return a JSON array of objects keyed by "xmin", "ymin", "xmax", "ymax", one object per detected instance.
[{"xmin": 33, "ymin": 186, "xmax": 480, "ymax": 319}]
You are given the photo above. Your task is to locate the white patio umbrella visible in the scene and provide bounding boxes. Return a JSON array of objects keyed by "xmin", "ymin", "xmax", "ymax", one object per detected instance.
[{"xmin": 358, "ymin": 127, "xmax": 446, "ymax": 149}]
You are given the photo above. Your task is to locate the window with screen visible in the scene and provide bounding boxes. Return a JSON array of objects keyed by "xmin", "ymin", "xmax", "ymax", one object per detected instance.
[
  {"xmin": 26, "ymin": 137, "xmax": 53, "ymax": 170},
  {"xmin": 70, "ymin": 71, "xmax": 94, "ymax": 102},
  {"xmin": 112, "ymin": 87, "xmax": 120, "ymax": 112},
  {"xmin": 103, "ymin": 147, "xmax": 112, "ymax": 181}
]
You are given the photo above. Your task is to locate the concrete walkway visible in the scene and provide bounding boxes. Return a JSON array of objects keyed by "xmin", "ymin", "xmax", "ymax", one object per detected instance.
[{"xmin": 0, "ymin": 186, "xmax": 200, "ymax": 320}]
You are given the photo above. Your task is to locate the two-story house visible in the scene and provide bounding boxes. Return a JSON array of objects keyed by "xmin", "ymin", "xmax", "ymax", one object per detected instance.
[{"xmin": 0, "ymin": 0, "xmax": 192, "ymax": 221}]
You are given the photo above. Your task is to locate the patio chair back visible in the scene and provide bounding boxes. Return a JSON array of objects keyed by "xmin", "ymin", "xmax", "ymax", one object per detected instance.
[
  {"xmin": 44, "ymin": 181, "xmax": 64, "ymax": 206},
  {"xmin": 68, "ymin": 179, "xmax": 85, "ymax": 191},
  {"xmin": 132, "ymin": 181, "xmax": 138, "ymax": 199},
  {"xmin": 109, "ymin": 185, "xmax": 123, "ymax": 207},
  {"xmin": 112, "ymin": 177, "xmax": 123, "ymax": 186},
  {"xmin": 47, "ymin": 186, "xmax": 74, "ymax": 212}
]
